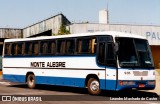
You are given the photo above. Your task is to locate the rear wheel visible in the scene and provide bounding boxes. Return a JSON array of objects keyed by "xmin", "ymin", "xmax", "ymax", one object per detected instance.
[
  {"xmin": 27, "ymin": 74, "xmax": 36, "ymax": 89},
  {"xmin": 87, "ymin": 78, "xmax": 101, "ymax": 95}
]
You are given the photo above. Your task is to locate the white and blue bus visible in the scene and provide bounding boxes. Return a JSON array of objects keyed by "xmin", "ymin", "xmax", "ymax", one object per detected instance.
[{"xmin": 2, "ymin": 31, "xmax": 155, "ymax": 95}]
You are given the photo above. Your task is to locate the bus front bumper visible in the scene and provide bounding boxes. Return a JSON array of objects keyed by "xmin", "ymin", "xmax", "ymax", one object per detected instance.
[{"xmin": 116, "ymin": 80, "xmax": 155, "ymax": 91}]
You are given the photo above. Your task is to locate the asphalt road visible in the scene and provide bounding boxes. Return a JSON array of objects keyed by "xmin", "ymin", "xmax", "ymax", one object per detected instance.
[{"xmin": 0, "ymin": 78, "xmax": 159, "ymax": 104}]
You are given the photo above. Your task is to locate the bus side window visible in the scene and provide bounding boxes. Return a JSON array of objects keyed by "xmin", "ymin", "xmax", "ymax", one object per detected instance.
[
  {"xmin": 77, "ymin": 38, "xmax": 90, "ymax": 53},
  {"xmin": 16, "ymin": 43, "xmax": 24, "ymax": 55},
  {"xmin": 82, "ymin": 39, "xmax": 90, "ymax": 53},
  {"xmin": 48, "ymin": 40, "xmax": 56, "ymax": 55},
  {"xmin": 106, "ymin": 43, "xmax": 116, "ymax": 66},
  {"xmin": 77, "ymin": 39, "xmax": 82, "ymax": 53},
  {"xmin": 77, "ymin": 38, "xmax": 96, "ymax": 54},
  {"xmin": 98, "ymin": 43, "xmax": 105, "ymax": 64},
  {"xmin": 57, "ymin": 40, "xmax": 66, "ymax": 55},
  {"xmin": 33, "ymin": 42, "xmax": 39, "ymax": 55},
  {"xmin": 5, "ymin": 43, "xmax": 11, "ymax": 56},
  {"xmin": 11, "ymin": 44, "xmax": 14, "ymax": 56},
  {"xmin": 22, "ymin": 43, "xmax": 25, "ymax": 55},
  {"xmin": 13, "ymin": 43, "xmax": 18, "ymax": 55},
  {"xmin": 25, "ymin": 42, "xmax": 32, "ymax": 55},
  {"xmin": 40, "ymin": 41, "xmax": 48, "ymax": 55},
  {"xmin": 66, "ymin": 39, "xmax": 75, "ymax": 54}
]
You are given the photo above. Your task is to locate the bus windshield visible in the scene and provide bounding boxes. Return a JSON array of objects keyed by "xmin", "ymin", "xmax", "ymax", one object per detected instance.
[{"xmin": 116, "ymin": 38, "xmax": 154, "ymax": 68}]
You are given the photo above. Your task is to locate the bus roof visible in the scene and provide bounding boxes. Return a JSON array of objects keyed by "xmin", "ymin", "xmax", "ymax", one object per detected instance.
[{"xmin": 4, "ymin": 31, "xmax": 146, "ymax": 42}]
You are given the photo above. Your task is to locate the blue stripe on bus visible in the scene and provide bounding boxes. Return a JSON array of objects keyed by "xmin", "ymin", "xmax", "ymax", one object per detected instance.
[
  {"xmin": 3, "ymin": 74, "xmax": 26, "ymax": 83},
  {"xmin": 3, "ymin": 74, "xmax": 155, "ymax": 91},
  {"xmin": 3, "ymin": 74, "xmax": 116, "ymax": 90},
  {"xmin": 3, "ymin": 74, "xmax": 85, "ymax": 87}
]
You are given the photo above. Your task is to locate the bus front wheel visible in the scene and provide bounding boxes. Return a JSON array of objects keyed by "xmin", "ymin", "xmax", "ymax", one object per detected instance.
[
  {"xmin": 87, "ymin": 78, "xmax": 101, "ymax": 95},
  {"xmin": 27, "ymin": 74, "xmax": 36, "ymax": 89}
]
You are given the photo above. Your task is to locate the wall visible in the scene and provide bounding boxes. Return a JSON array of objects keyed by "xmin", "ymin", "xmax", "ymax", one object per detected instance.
[
  {"xmin": 68, "ymin": 24, "xmax": 160, "ymax": 45},
  {"xmin": 23, "ymin": 15, "xmax": 62, "ymax": 38},
  {"xmin": 23, "ymin": 14, "xmax": 71, "ymax": 38},
  {"xmin": 150, "ymin": 46, "xmax": 160, "ymax": 69},
  {"xmin": 0, "ymin": 28, "xmax": 22, "ymax": 38},
  {"xmin": 109, "ymin": 24, "xmax": 160, "ymax": 45}
]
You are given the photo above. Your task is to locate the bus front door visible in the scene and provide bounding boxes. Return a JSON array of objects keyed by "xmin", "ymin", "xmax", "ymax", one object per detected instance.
[{"xmin": 97, "ymin": 39, "xmax": 117, "ymax": 90}]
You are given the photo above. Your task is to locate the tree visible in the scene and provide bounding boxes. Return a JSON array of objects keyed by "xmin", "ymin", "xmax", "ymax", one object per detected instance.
[{"xmin": 57, "ymin": 24, "xmax": 70, "ymax": 35}]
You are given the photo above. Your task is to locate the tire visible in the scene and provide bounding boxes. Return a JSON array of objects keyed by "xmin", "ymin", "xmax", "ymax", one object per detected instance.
[
  {"xmin": 27, "ymin": 74, "xmax": 36, "ymax": 89},
  {"xmin": 87, "ymin": 78, "xmax": 101, "ymax": 95}
]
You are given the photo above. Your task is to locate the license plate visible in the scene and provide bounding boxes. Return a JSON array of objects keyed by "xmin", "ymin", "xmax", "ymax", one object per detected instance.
[{"xmin": 139, "ymin": 84, "xmax": 145, "ymax": 88}]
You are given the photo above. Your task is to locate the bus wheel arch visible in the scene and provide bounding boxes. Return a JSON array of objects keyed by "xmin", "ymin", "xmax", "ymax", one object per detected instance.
[
  {"xmin": 26, "ymin": 72, "xmax": 36, "ymax": 89},
  {"xmin": 85, "ymin": 74, "xmax": 101, "ymax": 95}
]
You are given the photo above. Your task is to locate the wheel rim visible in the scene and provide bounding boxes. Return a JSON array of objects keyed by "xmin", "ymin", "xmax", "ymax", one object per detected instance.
[
  {"xmin": 90, "ymin": 80, "xmax": 99, "ymax": 92},
  {"xmin": 28, "ymin": 76, "xmax": 34, "ymax": 86}
]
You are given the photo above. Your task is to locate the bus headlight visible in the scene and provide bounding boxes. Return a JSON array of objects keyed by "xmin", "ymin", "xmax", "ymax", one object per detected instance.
[
  {"xmin": 119, "ymin": 81, "xmax": 136, "ymax": 85},
  {"xmin": 148, "ymin": 81, "xmax": 155, "ymax": 85}
]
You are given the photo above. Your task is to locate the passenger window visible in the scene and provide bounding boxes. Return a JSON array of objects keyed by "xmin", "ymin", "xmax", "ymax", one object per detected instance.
[
  {"xmin": 57, "ymin": 40, "xmax": 66, "ymax": 54},
  {"xmin": 17, "ymin": 43, "xmax": 23, "ymax": 55},
  {"xmin": 22, "ymin": 43, "xmax": 25, "ymax": 55},
  {"xmin": 98, "ymin": 43, "xmax": 105, "ymax": 64},
  {"xmin": 77, "ymin": 38, "xmax": 96, "ymax": 54},
  {"xmin": 106, "ymin": 43, "xmax": 116, "ymax": 66},
  {"xmin": 66, "ymin": 39, "xmax": 75, "ymax": 54},
  {"xmin": 33, "ymin": 42, "xmax": 39, "ymax": 55},
  {"xmin": 40, "ymin": 41, "xmax": 48, "ymax": 55},
  {"xmin": 48, "ymin": 41, "xmax": 56, "ymax": 55},
  {"xmin": 5, "ymin": 43, "xmax": 11, "ymax": 56},
  {"xmin": 13, "ymin": 43, "xmax": 18, "ymax": 55},
  {"xmin": 25, "ymin": 42, "xmax": 32, "ymax": 55}
]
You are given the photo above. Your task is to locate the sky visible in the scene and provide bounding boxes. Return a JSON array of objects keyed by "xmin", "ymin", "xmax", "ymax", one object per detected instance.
[{"xmin": 0, "ymin": 0, "xmax": 160, "ymax": 28}]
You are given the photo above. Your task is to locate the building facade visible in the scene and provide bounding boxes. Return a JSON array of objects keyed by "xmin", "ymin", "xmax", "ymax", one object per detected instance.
[{"xmin": 23, "ymin": 14, "xmax": 71, "ymax": 38}]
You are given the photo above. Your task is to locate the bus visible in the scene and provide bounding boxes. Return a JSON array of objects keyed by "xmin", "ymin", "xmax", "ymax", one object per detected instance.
[{"xmin": 2, "ymin": 31, "xmax": 155, "ymax": 95}]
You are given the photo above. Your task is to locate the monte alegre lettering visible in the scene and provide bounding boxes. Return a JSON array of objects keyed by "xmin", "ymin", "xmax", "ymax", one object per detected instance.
[
  {"xmin": 30, "ymin": 62, "xmax": 66, "ymax": 68},
  {"xmin": 47, "ymin": 62, "xmax": 65, "ymax": 67}
]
